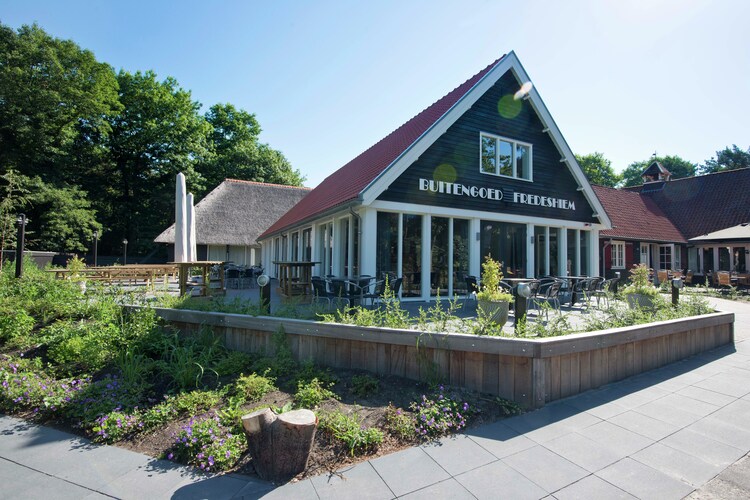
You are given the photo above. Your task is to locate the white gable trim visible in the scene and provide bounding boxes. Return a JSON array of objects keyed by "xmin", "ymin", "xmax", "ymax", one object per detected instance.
[{"xmin": 359, "ymin": 51, "xmax": 612, "ymax": 230}]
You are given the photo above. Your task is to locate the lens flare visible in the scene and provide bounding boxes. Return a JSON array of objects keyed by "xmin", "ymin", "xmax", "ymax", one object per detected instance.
[
  {"xmin": 498, "ymin": 94, "xmax": 522, "ymax": 119},
  {"xmin": 433, "ymin": 163, "xmax": 457, "ymax": 183}
]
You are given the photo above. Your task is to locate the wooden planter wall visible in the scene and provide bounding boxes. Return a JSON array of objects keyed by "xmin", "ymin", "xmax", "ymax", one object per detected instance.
[{"xmin": 151, "ymin": 308, "xmax": 734, "ymax": 409}]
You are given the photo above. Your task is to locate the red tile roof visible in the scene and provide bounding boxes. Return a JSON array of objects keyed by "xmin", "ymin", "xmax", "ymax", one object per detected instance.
[
  {"xmin": 592, "ymin": 185, "xmax": 686, "ymax": 243},
  {"xmin": 261, "ymin": 55, "xmax": 507, "ymax": 238}
]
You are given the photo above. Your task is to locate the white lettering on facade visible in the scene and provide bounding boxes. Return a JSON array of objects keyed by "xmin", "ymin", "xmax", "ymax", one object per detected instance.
[{"xmin": 417, "ymin": 178, "xmax": 575, "ymax": 210}]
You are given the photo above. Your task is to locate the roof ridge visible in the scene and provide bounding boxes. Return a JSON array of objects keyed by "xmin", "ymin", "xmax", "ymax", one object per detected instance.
[{"xmin": 225, "ymin": 178, "xmax": 311, "ymax": 190}]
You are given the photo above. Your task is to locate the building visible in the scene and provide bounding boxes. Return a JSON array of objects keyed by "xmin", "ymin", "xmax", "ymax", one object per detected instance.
[
  {"xmin": 258, "ymin": 52, "xmax": 611, "ymax": 299},
  {"xmin": 597, "ymin": 166, "xmax": 750, "ymax": 279},
  {"xmin": 155, "ymin": 179, "xmax": 310, "ymax": 266}
]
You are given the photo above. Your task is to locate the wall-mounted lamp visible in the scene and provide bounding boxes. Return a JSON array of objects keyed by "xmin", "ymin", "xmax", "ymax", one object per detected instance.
[{"xmin": 559, "ymin": 158, "xmax": 567, "ymax": 163}]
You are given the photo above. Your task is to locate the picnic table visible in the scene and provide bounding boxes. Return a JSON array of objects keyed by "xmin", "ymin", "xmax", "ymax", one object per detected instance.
[
  {"xmin": 274, "ymin": 261, "xmax": 319, "ymax": 296},
  {"xmin": 169, "ymin": 261, "xmax": 226, "ymax": 297},
  {"xmin": 48, "ymin": 264, "xmax": 179, "ymax": 288}
]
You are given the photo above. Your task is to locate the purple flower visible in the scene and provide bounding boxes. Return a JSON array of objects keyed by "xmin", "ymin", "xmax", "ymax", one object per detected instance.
[{"xmin": 167, "ymin": 453, "xmax": 174, "ymax": 460}]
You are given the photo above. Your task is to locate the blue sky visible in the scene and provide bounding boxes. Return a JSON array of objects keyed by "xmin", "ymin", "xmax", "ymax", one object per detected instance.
[{"xmin": 3, "ymin": 0, "xmax": 749, "ymax": 188}]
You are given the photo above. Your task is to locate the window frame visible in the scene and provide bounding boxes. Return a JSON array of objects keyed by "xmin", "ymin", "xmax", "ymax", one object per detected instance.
[
  {"xmin": 611, "ymin": 240, "xmax": 626, "ymax": 269},
  {"xmin": 479, "ymin": 132, "xmax": 533, "ymax": 182}
]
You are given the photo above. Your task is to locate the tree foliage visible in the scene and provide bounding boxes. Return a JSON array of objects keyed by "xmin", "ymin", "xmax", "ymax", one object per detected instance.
[
  {"xmin": 574, "ymin": 152, "xmax": 621, "ymax": 187},
  {"xmin": 0, "ymin": 22, "xmax": 300, "ymax": 256},
  {"xmin": 620, "ymin": 155, "xmax": 696, "ymax": 187},
  {"xmin": 699, "ymin": 145, "xmax": 750, "ymax": 174}
]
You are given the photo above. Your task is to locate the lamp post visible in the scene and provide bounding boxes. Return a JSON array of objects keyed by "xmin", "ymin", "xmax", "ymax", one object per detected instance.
[
  {"xmin": 15, "ymin": 214, "xmax": 27, "ymax": 279},
  {"xmin": 122, "ymin": 238, "xmax": 128, "ymax": 265},
  {"xmin": 93, "ymin": 230, "xmax": 99, "ymax": 267},
  {"xmin": 514, "ymin": 282, "xmax": 531, "ymax": 333},
  {"xmin": 671, "ymin": 277, "xmax": 683, "ymax": 307}
]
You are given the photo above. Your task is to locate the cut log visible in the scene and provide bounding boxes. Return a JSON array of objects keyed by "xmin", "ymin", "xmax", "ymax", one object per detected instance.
[{"xmin": 241, "ymin": 408, "xmax": 317, "ymax": 482}]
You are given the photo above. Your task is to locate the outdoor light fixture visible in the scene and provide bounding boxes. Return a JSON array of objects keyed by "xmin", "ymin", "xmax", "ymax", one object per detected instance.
[
  {"xmin": 257, "ymin": 274, "xmax": 270, "ymax": 287},
  {"xmin": 517, "ymin": 282, "xmax": 532, "ymax": 299},
  {"xmin": 15, "ymin": 214, "xmax": 27, "ymax": 279},
  {"xmin": 122, "ymin": 238, "xmax": 128, "ymax": 265},
  {"xmin": 93, "ymin": 230, "xmax": 99, "ymax": 267},
  {"xmin": 672, "ymin": 277, "xmax": 683, "ymax": 290}
]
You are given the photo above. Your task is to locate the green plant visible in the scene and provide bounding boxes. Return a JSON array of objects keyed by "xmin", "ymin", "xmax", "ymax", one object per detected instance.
[
  {"xmin": 294, "ymin": 377, "xmax": 338, "ymax": 409},
  {"xmin": 295, "ymin": 360, "xmax": 338, "ymax": 386},
  {"xmin": 491, "ymin": 396, "xmax": 523, "ymax": 416},
  {"xmin": 384, "ymin": 404, "xmax": 416, "ymax": 440},
  {"xmin": 213, "ymin": 351, "xmax": 258, "ymax": 377},
  {"xmin": 114, "ymin": 350, "xmax": 155, "ymax": 389},
  {"xmin": 271, "ymin": 401, "xmax": 294, "ymax": 414},
  {"xmin": 475, "ymin": 256, "xmax": 513, "ymax": 303},
  {"xmin": 318, "ymin": 410, "xmax": 383, "ymax": 455},
  {"xmin": 235, "ymin": 372, "xmax": 277, "ymax": 402},
  {"xmin": 0, "ymin": 309, "xmax": 34, "ymax": 344},
  {"xmin": 415, "ymin": 291, "xmax": 463, "ymax": 333},
  {"xmin": 249, "ymin": 325, "xmax": 297, "ymax": 378},
  {"xmin": 172, "ymin": 390, "xmax": 222, "ymax": 414},
  {"xmin": 350, "ymin": 374, "xmax": 379, "ymax": 398},
  {"xmin": 620, "ymin": 264, "xmax": 658, "ymax": 297},
  {"xmin": 169, "ymin": 414, "xmax": 245, "ymax": 472},
  {"xmin": 410, "ymin": 385, "xmax": 476, "ymax": 438}
]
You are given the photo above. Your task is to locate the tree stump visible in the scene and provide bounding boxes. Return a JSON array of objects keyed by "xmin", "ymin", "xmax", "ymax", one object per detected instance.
[{"xmin": 241, "ymin": 408, "xmax": 317, "ymax": 482}]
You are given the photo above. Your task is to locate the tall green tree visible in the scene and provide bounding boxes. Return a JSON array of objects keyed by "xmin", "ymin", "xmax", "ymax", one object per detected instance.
[
  {"xmin": 200, "ymin": 103, "xmax": 304, "ymax": 190},
  {"xmin": 574, "ymin": 152, "xmax": 621, "ymax": 187},
  {"xmin": 0, "ymin": 23, "xmax": 121, "ymax": 181},
  {"xmin": 97, "ymin": 70, "xmax": 212, "ymax": 254},
  {"xmin": 699, "ymin": 145, "xmax": 750, "ymax": 174},
  {"xmin": 0, "ymin": 169, "xmax": 30, "ymax": 269},
  {"xmin": 620, "ymin": 155, "xmax": 696, "ymax": 187}
]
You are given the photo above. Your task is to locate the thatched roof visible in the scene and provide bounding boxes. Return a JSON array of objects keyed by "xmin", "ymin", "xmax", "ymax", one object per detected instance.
[{"xmin": 154, "ymin": 179, "xmax": 310, "ymax": 246}]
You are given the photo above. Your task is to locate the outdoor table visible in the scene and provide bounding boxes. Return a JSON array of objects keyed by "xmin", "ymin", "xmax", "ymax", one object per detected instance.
[
  {"xmin": 274, "ymin": 261, "xmax": 319, "ymax": 296},
  {"xmin": 327, "ymin": 276, "xmax": 375, "ymax": 306},
  {"xmin": 170, "ymin": 261, "xmax": 225, "ymax": 296}
]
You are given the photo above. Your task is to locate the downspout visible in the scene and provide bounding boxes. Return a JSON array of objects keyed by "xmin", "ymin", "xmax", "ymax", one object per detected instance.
[
  {"xmin": 350, "ymin": 207, "xmax": 362, "ymax": 275},
  {"xmin": 601, "ymin": 239, "xmax": 611, "ymax": 277}
]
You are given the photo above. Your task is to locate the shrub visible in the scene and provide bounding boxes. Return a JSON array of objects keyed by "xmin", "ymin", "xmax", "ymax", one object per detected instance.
[
  {"xmin": 235, "ymin": 372, "xmax": 276, "ymax": 402},
  {"xmin": 0, "ymin": 357, "xmax": 88, "ymax": 415},
  {"xmin": 294, "ymin": 378, "xmax": 338, "ymax": 409},
  {"xmin": 318, "ymin": 410, "xmax": 383, "ymax": 455},
  {"xmin": 0, "ymin": 309, "xmax": 35, "ymax": 345},
  {"xmin": 384, "ymin": 404, "xmax": 416, "ymax": 441},
  {"xmin": 213, "ymin": 351, "xmax": 257, "ymax": 377},
  {"xmin": 172, "ymin": 390, "xmax": 222, "ymax": 414},
  {"xmin": 169, "ymin": 414, "xmax": 245, "ymax": 472},
  {"xmin": 92, "ymin": 409, "xmax": 142, "ymax": 443},
  {"xmin": 64, "ymin": 376, "xmax": 142, "ymax": 425},
  {"xmin": 410, "ymin": 386, "xmax": 475, "ymax": 438},
  {"xmin": 350, "ymin": 374, "xmax": 379, "ymax": 398}
]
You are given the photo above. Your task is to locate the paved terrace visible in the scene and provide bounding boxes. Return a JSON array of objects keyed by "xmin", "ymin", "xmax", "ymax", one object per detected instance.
[{"xmin": 1, "ymin": 296, "xmax": 749, "ymax": 499}]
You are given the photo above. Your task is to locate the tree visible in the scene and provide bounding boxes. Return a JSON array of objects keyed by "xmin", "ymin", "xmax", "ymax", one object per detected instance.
[
  {"xmin": 620, "ymin": 155, "xmax": 696, "ymax": 187},
  {"xmin": 200, "ymin": 103, "xmax": 304, "ymax": 190},
  {"xmin": 0, "ymin": 23, "xmax": 121, "ymax": 182},
  {"xmin": 574, "ymin": 152, "xmax": 621, "ymax": 187},
  {"xmin": 0, "ymin": 169, "xmax": 30, "ymax": 270},
  {"xmin": 699, "ymin": 145, "xmax": 750, "ymax": 174}
]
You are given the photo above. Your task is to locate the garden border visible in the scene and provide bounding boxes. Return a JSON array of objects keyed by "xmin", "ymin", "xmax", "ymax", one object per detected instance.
[{"xmin": 147, "ymin": 307, "xmax": 734, "ymax": 409}]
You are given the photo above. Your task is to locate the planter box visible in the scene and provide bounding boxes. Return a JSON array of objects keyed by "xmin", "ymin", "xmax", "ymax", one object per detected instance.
[{"xmin": 146, "ymin": 307, "xmax": 734, "ymax": 409}]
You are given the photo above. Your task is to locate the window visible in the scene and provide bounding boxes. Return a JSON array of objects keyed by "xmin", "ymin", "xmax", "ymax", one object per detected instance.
[
  {"xmin": 659, "ymin": 245, "xmax": 672, "ymax": 270},
  {"xmin": 640, "ymin": 243, "xmax": 650, "ymax": 267},
  {"xmin": 480, "ymin": 133, "xmax": 532, "ymax": 180},
  {"xmin": 612, "ymin": 241, "xmax": 625, "ymax": 269}
]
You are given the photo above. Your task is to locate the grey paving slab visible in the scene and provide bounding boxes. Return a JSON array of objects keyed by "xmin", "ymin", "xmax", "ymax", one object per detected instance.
[
  {"xmin": 552, "ymin": 474, "xmax": 636, "ymax": 500},
  {"xmin": 465, "ymin": 421, "xmax": 536, "ymax": 459},
  {"xmin": 55, "ymin": 443, "xmax": 161, "ymax": 491},
  {"xmin": 601, "ymin": 385, "xmax": 671, "ymax": 410},
  {"xmin": 686, "ymin": 414, "xmax": 750, "ymax": 450},
  {"xmin": 456, "ymin": 459, "xmax": 547, "ymax": 500},
  {"xmin": 660, "ymin": 428, "xmax": 746, "ymax": 468},
  {"xmin": 1, "ymin": 469, "xmax": 101, "ymax": 500},
  {"xmin": 607, "ymin": 410, "xmax": 680, "ymax": 441},
  {"xmin": 420, "ymin": 434, "xmax": 496, "ymax": 476},
  {"xmin": 400, "ymin": 478, "xmax": 476, "ymax": 499},
  {"xmin": 502, "ymin": 445, "xmax": 588, "ymax": 493},
  {"xmin": 596, "ymin": 458, "xmax": 694, "ymax": 500},
  {"xmin": 675, "ymin": 385, "xmax": 737, "ymax": 407},
  {"xmin": 369, "ymin": 446, "xmax": 447, "ymax": 497},
  {"xmin": 501, "ymin": 402, "xmax": 579, "ymax": 435},
  {"xmin": 542, "ymin": 432, "xmax": 623, "ymax": 473},
  {"xmin": 170, "ymin": 473, "xmax": 255, "ymax": 499},
  {"xmin": 576, "ymin": 421, "xmax": 653, "ymax": 456},
  {"xmin": 651, "ymin": 392, "xmax": 722, "ymax": 418},
  {"xmin": 582, "ymin": 401, "xmax": 629, "ymax": 420},
  {"xmin": 632, "ymin": 398, "xmax": 708, "ymax": 428},
  {"xmin": 709, "ymin": 398, "xmax": 750, "ymax": 428},
  {"xmin": 506, "ymin": 405, "xmax": 601, "ymax": 444},
  {"xmin": 255, "ymin": 479, "xmax": 317, "ymax": 500},
  {"xmin": 693, "ymin": 373, "xmax": 750, "ymax": 398},
  {"xmin": 0, "ymin": 456, "xmax": 38, "ymax": 484},
  {"xmin": 309, "ymin": 462, "xmax": 393, "ymax": 500},
  {"xmin": 632, "ymin": 443, "xmax": 724, "ymax": 488},
  {"xmin": 98, "ymin": 458, "xmax": 201, "ymax": 499}
]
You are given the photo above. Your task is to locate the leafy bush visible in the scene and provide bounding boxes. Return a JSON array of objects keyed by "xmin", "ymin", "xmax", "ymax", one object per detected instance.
[
  {"xmin": 169, "ymin": 415, "xmax": 245, "ymax": 472},
  {"xmin": 384, "ymin": 404, "xmax": 416, "ymax": 440},
  {"xmin": 64, "ymin": 376, "xmax": 141, "ymax": 425},
  {"xmin": 235, "ymin": 372, "xmax": 276, "ymax": 402},
  {"xmin": 350, "ymin": 374, "xmax": 379, "ymax": 398},
  {"xmin": 318, "ymin": 410, "xmax": 383, "ymax": 455},
  {"xmin": 92, "ymin": 409, "xmax": 142, "ymax": 443},
  {"xmin": 213, "ymin": 351, "xmax": 257, "ymax": 377},
  {"xmin": 294, "ymin": 378, "xmax": 338, "ymax": 409},
  {"xmin": 410, "ymin": 386, "xmax": 475, "ymax": 438},
  {"xmin": 172, "ymin": 390, "xmax": 222, "ymax": 414},
  {"xmin": 295, "ymin": 360, "xmax": 338, "ymax": 386},
  {"xmin": 0, "ymin": 309, "xmax": 34, "ymax": 345}
]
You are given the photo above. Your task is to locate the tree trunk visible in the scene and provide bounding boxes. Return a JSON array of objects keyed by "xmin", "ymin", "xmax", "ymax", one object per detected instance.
[{"xmin": 241, "ymin": 408, "xmax": 317, "ymax": 483}]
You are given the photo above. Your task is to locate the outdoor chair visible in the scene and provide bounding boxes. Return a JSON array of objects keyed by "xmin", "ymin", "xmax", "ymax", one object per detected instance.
[
  {"xmin": 375, "ymin": 277, "xmax": 403, "ymax": 307},
  {"xmin": 328, "ymin": 279, "xmax": 352, "ymax": 308},
  {"xmin": 592, "ymin": 277, "xmax": 619, "ymax": 308},
  {"xmin": 717, "ymin": 271, "xmax": 732, "ymax": 288},
  {"xmin": 240, "ymin": 268, "xmax": 255, "ymax": 288},
  {"xmin": 465, "ymin": 275, "xmax": 479, "ymax": 300},
  {"xmin": 225, "ymin": 268, "xmax": 241, "ymax": 289},
  {"xmin": 531, "ymin": 279, "xmax": 562, "ymax": 319},
  {"xmin": 657, "ymin": 269, "xmax": 669, "ymax": 285},
  {"xmin": 684, "ymin": 270, "xmax": 694, "ymax": 285},
  {"xmin": 311, "ymin": 277, "xmax": 334, "ymax": 308},
  {"xmin": 570, "ymin": 278, "xmax": 591, "ymax": 308}
]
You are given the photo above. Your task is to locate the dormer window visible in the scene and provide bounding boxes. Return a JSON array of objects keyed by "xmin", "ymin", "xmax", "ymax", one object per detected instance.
[{"xmin": 480, "ymin": 132, "xmax": 532, "ymax": 181}]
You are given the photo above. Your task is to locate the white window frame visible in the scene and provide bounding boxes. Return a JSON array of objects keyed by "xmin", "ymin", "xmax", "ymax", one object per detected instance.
[
  {"xmin": 640, "ymin": 243, "xmax": 650, "ymax": 267},
  {"xmin": 611, "ymin": 240, "xmax": 626, "ymax": 269},
  {"xmin": 479, "ymin": 132, "xmax": 533, "ymax": 181}
]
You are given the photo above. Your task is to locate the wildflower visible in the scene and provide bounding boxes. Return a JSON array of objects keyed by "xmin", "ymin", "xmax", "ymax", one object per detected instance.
[{"xmin": 167, "ymin": 453, "xmax": 174, "ymax": 460}]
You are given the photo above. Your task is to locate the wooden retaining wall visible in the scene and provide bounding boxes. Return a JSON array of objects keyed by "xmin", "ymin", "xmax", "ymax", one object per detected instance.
[{"xmin": 151, "ymin": 308, "xmax": 734, "ymax": 409}]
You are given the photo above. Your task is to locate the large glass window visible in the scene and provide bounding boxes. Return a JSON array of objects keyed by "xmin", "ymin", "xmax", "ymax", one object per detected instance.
[
  {"xmin": 339, "ymin": 218, "xmax": 350, "ymax": 276},
  {"xmin": 580, "ymin": 231, "xmax": 589, "ymax": 276},
  {"xmin": 376, "ymin": 212, "xmax": 399, "ymax": 279},
  {"xmin": 659, "ymin": 245, "xmax": 672, "ymax": 270},
  {"xmin": 734, "ymin": 247, "xmax": 746, "ymax": 273},
  {"xmin": 702, "ymin": 247, "xmax": 712, "ymax": 273},
  {"xmin": 567, "ymin": 229, "xmax": 577, "ymax": 275},
  {"xmin": 534, "ymin": 226, "xmax": 546, "ymax": 277},
  {"xmin": 302, "ymin": 228, "xmax": 312, "ymax": 261},
  {"xmin": 453, "ymin": 219, "xmax": 470, "ymax": 295},
  {"xmin": 479, "ymin": 132, "xmax": 532, "ymax": 181},
  {"xmin": 549, "ymin": 228, "xmax": 559, "ymax": 276},
  {"xmin": 719, "ymin": 247, "xmax": 730, "ymax": 271},
  {"xmin": 640, "ymin": 243, "xmax": 650, "ymax": 267},
  {"xmin": 430, "ymin": 217, "xmax": 449, "ymax": 296},
  {"xmin": 352, "ymin": 217, "xmax": 359, "ymax": 276},
  {"xmin": 480, "ymin": 221, "xmax": 527, "ymax": 277},
  {"xmin": 402, "ymin": 214, "xmax": 422, "ymax": 297}
]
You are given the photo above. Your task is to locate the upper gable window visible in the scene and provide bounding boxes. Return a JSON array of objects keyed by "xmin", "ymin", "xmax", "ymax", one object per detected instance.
[{"xmin": 480, "ymin": 132, "xmax": 532, "ymax": 181}]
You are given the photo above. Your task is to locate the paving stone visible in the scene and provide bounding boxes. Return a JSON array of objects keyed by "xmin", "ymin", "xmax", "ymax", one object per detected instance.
[
  {"xmin": 170, "ymin": 473, "xmax": 254, "ymax": 499},
  {"xmin": 249, "ymin": 479, "xmax": 316, "ymax": 499},
  {"xmin": 583, "ymin": 401, "xmax": 629, "ymax": 420},
  {"xmin": 607, "ymin": 410, "xmax": 680, "ymax": 441},
  {"xmin": 606, "ymin": 386, "xmax": 671, "ymax": 410},
  {"xmin": 98, "ymin": 458, "xmax": 200, "ymax": 499},
  {"xmin": 420, "ymin": 434, "xmax": 496, "ymax": 476},
  {"xmin": 632, "ymin": 398, "xmax": 707, "ymax": 428},
  {"xmin": 466, "ymin": 421, "xmax": 537, "ymax": 459},
  {"xmin": 660, "ymin": 428, "xmax": 746, "ymax": 468},
  {"xmin": 502, "ymin": 445, "xmax": 588, "ymax": 493},
  {"xmin": 687, "ymin": 415, "xmax": 750, "ymax": 450},
  {"xmin": 456, "ymin": 459, "xmax": 548, "ymax": 499},
  {"xmin": 4, "ymin": 470, "xmax": 100, "ymax": 500},
  {"xmin": 708, "ymin": 398, "xmax": 750, "ymax": 428},
  {"xmin": 370, "ymin": 447, "xmax": 448, "ymax": 497},
  {"xmin": 676, "ymin": 385, "xmax": 737, "ymax": 407},
  {"xmin": 632, "ymin": 443, "xmax": 723, "ymax": 487},
  {"xmin": 400, "ymin": 478, "xmax": 476, "ymax": 499},
  {"xmin": 693, "ymin": 373, "xmax": 750, "ymax": 398},
  {"xmin": 310, "ymin": 462, "xmax": 393, "ymax": 500},
  {"xmin": 542, "ymin": 432, "xmax": 623, "ymax": 472},
  {"xmin": 552, "ymin": 474, "xmax": 636, "ymax": 499},
  {"xmin": 596, "ymin": 458, "xmax": 694, "ymax": 500},
  {"xmin": 56, "ymin": 443, "xmax": 160, "ymax": 491},
  {"xmin": 575, "ymin": 421, "xmax": 653, "ymax": 456}
]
